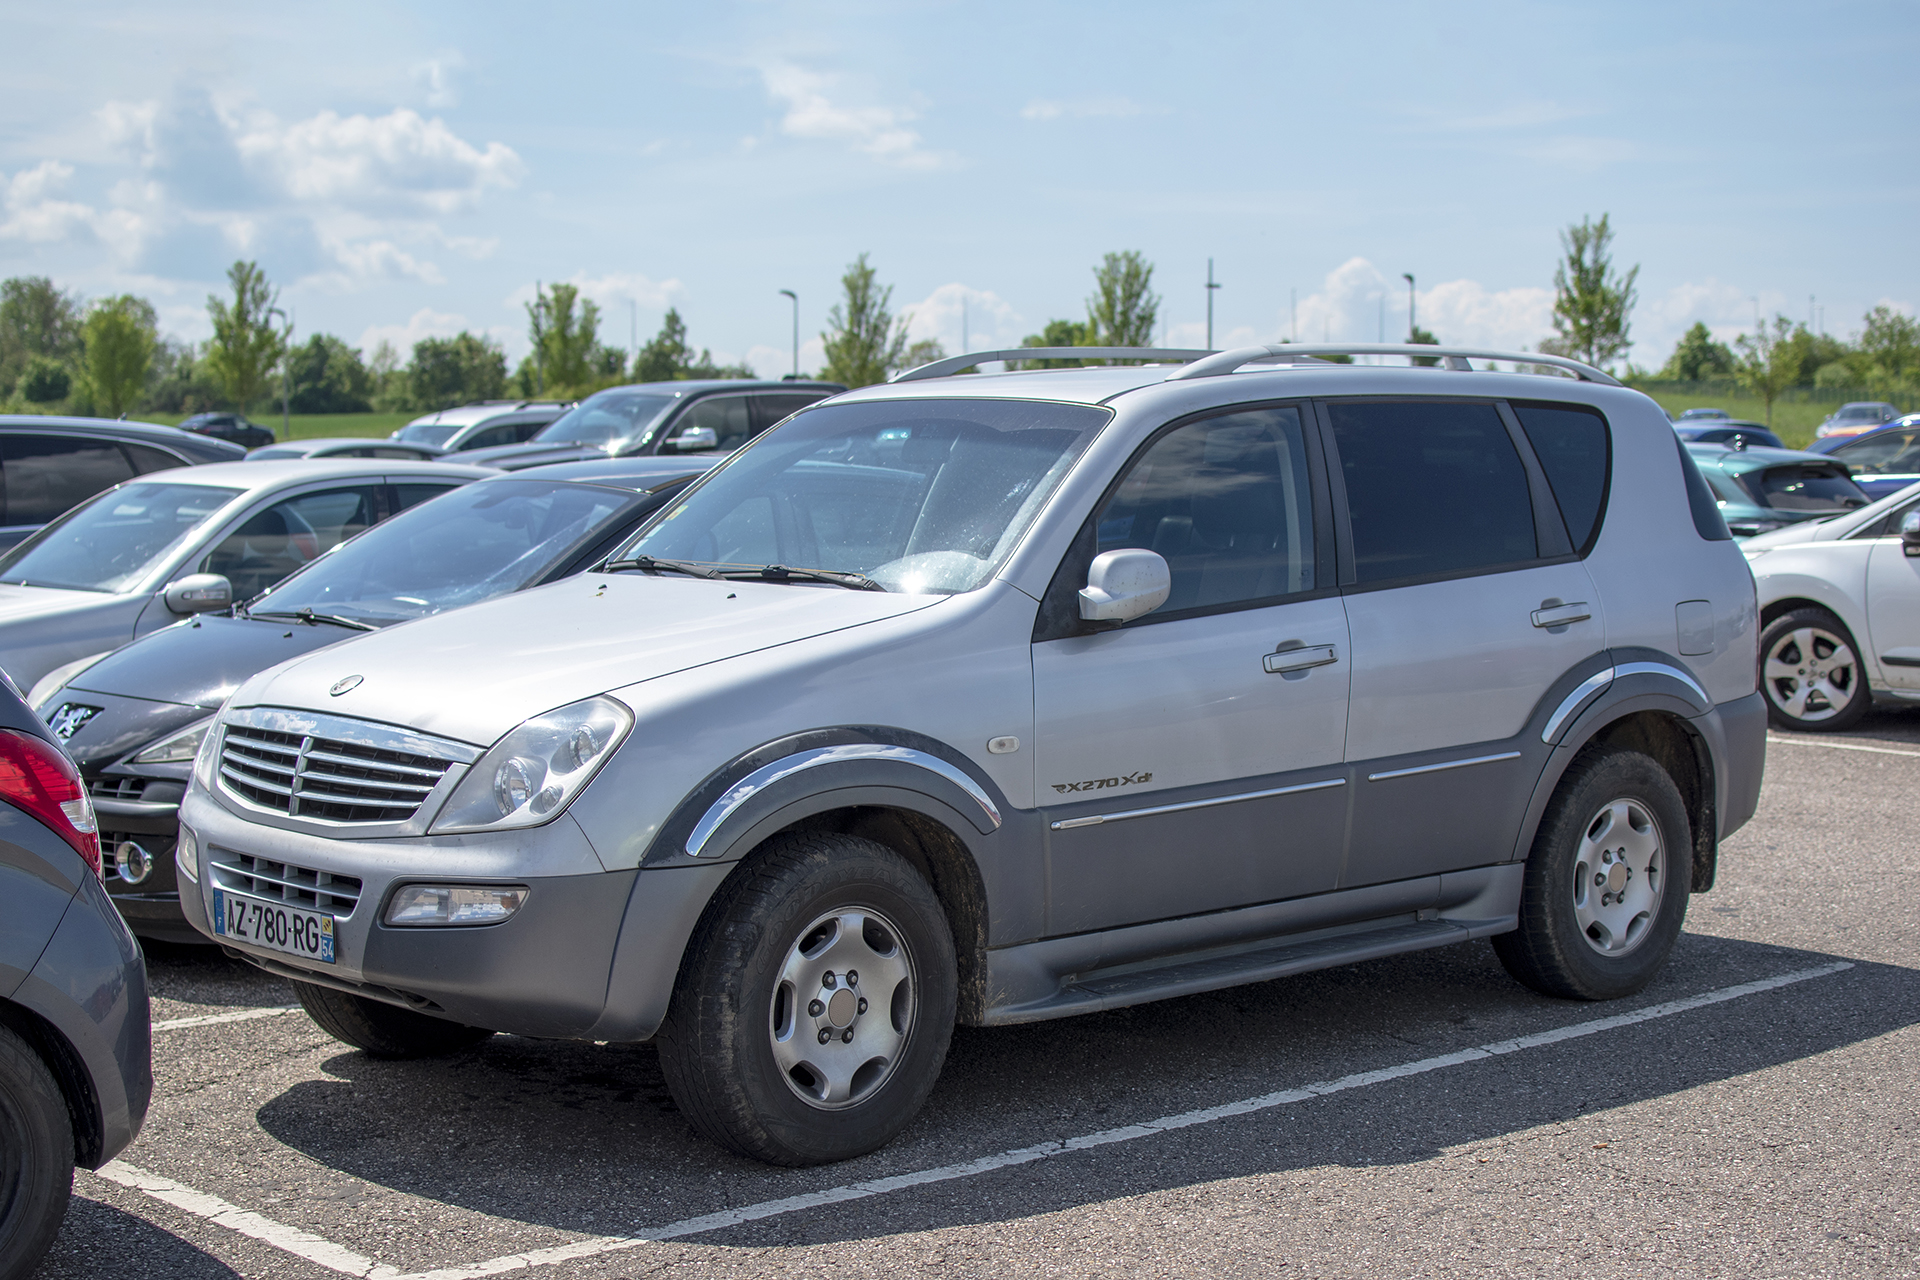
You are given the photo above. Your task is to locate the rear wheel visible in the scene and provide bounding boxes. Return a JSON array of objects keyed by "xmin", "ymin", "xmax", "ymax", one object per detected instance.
[
  {"xmin": 0, "ymin": 1023, "xmax": 74, "ymax": 1280},
  {"xmin": 292, "ymin": 982, "xmax": 494, "ymax": 1059},
  {"xmin": 656, "ymin": 832, "xmax": 957, "ymax": 1166},
  {"xmin": 1494, "ymin": 749, "xmax": 1691, "ymax": 1001},
  {"xmin": 1759, "ymin": 606, "xmax": 1871, "ymax": 732}
]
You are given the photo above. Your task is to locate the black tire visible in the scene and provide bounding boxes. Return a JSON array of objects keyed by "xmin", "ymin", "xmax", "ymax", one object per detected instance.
[
  {"xmin": 292, "ymin": 982, "xmax": 494, "ymax": 1059},
  {"xmin": 1758, "ymin": 606, "xmax": 1872, "ymax": 732},
  {"xmin": 0, "ymin": 1023, "xmax": 74, "ymax": 1280},
  {"xmin": 1493, "ymin": 749, "xmax": 1692, "ymax": 1001},
  {"xmin": 656, "ymin": 832, "xmax": 958, "ymax": 1166}
]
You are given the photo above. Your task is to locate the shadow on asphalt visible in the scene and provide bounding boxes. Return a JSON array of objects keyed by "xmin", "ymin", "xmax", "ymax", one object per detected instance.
[
  {"xmin": 37, "ymin": 1195, "xmax": 244, "ymax": 1280},
  {"xmin": 240, "ymin": 930, "xmax": 1917, "ymax": 1249}
]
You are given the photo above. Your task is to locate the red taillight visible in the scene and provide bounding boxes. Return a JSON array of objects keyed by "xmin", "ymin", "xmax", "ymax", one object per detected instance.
[{"xmin": 0, "ymin": 728, "xmax": 102, "ymax": 877}]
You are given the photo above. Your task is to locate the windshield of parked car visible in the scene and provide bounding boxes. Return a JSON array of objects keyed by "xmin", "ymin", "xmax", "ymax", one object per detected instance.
[
  {"xmin": 533, "ymin": 392, "xmax": 677, "ymax": 450},
  {"xmin": 0, "ymin": 481, "xmax": 244, "ymax": 592},
  {"xmin": 394, "ymin": 419, "xmax": 467, "ymax": 446},
  {"xmin": 246, "ymin": 479, "xmax": 634, "ymax": 624},
  {"xmin": 1738, "ymin": 465, "xmax": 1871, "ymax": 512},
  {"xmin": 1833, "ymin": 404, "xmax": 1891, "ymax": 423},
  {"xmin": 616, "ymin": 397, "xmax": 1111, "ymax": 594}
]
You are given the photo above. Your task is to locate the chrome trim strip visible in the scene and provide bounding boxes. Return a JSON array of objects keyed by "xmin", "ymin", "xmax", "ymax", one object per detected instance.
[
  {"xmin": 1541, "ymin": 668, "xmax": 1615, "ymax": 743},
  {"xmin": 685, "ymin": 744, "xmax": 1003, "ymax": 857},
  {"xmin": 224, "ymin": 705, "xmax": 482, "ymax": 764},
  {"xmin": 1368, "ymin": 751, "xmax": 1522, "ymax": 782},
  {"xmin": 1049, "ymin": 777, "xmax": 1346, "ymax": 831},
  {"xmin": 1612, "ymin": 661, "xmax": 1711, "ymax": 709},
  {"xmin": 92, "ymin": 798, "xmax": 181, "ymax": 819}
]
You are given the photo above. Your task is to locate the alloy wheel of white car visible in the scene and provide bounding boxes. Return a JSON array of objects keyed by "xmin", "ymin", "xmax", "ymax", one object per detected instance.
[{"xmin": 1759, "ymin": 607, "xmax": 1870, "ymax": 732}]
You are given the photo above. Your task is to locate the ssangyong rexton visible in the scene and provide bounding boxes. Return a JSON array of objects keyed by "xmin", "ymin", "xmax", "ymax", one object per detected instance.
[{"xmin": 179, "ymin": 344, "xmax": 1765, "ymax": 1165}]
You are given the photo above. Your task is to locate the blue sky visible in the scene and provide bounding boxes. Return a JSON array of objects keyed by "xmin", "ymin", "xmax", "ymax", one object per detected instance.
[{"xmin": 2, "ymin": 0, "xmax": 1914, "ymax": 378}]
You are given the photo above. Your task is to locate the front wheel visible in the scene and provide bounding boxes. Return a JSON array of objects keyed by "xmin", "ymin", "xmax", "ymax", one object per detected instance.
[
  {"xmin": 656, "ymin": 832, "xmax": 958, "ymax": 1166},
  {"xmin": 1494, "ymin": 749, "xmax": 1692, "ymax": 1001},
  {"xmin": 1759, "ymin": 606, "xmax": 1871, "ymax": 732},
  {"xmin": 0, "ymin": 1023, "xmax": 74, "ymax": 1280},
  {"xmin": 293, "ymin": 982, "xmax": 495, "ymax": 1059}
]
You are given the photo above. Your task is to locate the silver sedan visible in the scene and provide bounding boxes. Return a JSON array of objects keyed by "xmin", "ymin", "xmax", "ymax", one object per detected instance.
[{"xmin": 0, "ymin": 458, "xmax": 494, "ymax": 696}]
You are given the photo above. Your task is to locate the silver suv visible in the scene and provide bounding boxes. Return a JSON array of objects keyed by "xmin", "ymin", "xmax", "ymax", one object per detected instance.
[{"xmin": 178, "ymin": 345, "xmax": 1765, "ymax": 1165}]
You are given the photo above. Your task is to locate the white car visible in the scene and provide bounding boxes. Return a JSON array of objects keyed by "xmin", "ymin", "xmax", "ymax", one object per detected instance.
[{"xmin": 1741, "ymin": 480, "xmax": 1920, "ymax": 730}]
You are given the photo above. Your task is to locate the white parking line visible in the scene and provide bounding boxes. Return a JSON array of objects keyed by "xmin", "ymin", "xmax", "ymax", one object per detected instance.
[
  {"xmin": 1768, "ymin": 735, "xmax": 1920, "ymax": 758},
  {"xmin": 152, "ymin": 1005, "xmax": 301, "ymax": 1032},
  {"xmin": 97, "ymin": 961, "xmax": 1853, "ymax": 1280}
]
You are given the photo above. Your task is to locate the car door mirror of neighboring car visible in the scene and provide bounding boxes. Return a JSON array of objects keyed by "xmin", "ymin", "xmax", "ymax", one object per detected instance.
[
  {"xmin": 163, "ymin": 573, "xmax": 233, "ymax": 615},
  {"xmin": 1901, "ymin": 511, "xmax": 1920, "ymax": 557},
  {"xmin": 670, "ymin": 425, "xmax": 719, "ymax": 452},
  {"xmin": 1079, "ymin": 549, "xmax": 1171, "ymax": 624}
]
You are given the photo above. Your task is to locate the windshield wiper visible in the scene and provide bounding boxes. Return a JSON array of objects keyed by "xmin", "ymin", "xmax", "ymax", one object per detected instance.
[
  {"xmin": 248, "ymin": 608, "xmax": 378, "ymax": 632},
  {"xmin": 720, "ymin": 564, "xmax": 887, "ymax": 592},
  {"xmin": 600, "ymin": 555, "xmax": 726, "ymax": 580}
]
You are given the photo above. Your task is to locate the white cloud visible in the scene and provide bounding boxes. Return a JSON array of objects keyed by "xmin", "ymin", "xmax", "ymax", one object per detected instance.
[
  {"xmin": 744, "ymin": 337, "xmax": 826, "ymax": 381},
  {"xmin": 1280, "ymin": 257, "xmax": 1554, "ymax": 356},
  {"xmin": 356, "ymin": 306, "xmax": 473, "ymax": 358},
  {"xmin": 565, "ymin": 270, "xmax": 681, "ymax": 312},
  {"xmin": 1021, "ymin": 97, "xmax": 1154, "ymax": 121},
  {"xmin": 413, "ymin": 54, "xmax": 465, "ymax": 109},
  {"xmin": 760, "ymin": 64, "xmax": 944, "ymax": 170},
  {"xmin": 0, "ymin": 161, "xmax": 96, "ymax": 242},
  {"xmin": 1513, "ymin": 135, "xmax": 1639, "ymax": 171},
  {"xmin": 234, "ymin": 108, "xmax": 522, "ymax": 216},
  {"xmin": 899, "ymin": 283, "xmax": 1025, "ymax": 356}
]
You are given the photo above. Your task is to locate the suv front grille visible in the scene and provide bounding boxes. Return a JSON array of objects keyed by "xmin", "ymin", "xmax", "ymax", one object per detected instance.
[
  {"xmin": 219, "ymin": 724, "xmax": 455, "ymax": 823},
  {"xmin": 211, "ymin": 850, "xmax": 362, "ymax": 914}
]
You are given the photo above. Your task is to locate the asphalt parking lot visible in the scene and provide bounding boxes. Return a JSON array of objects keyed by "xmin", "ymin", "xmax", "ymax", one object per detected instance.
[{"xmin": 34, "ymin": 712, "xmax": 1920, "ymax": 1279}]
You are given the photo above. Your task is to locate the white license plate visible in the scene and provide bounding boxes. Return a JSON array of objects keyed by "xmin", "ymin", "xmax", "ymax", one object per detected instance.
[{"xmin": 212, "ymin": 889, "xmax": 336, "ymax": 964}]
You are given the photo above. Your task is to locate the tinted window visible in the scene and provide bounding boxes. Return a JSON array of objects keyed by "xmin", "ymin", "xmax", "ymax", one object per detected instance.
[
  {"xmin": 1740, "ymin": 466, "xmax": 1870, "ymax": 512},
  {"xmin": 464, "ymin": 423, "xmax": 518, "ymax": 450},
  {"xmin": 513, "ymin": 419, "xmax": 548, "ymax": 442},
  {"xmin": 1328, "ymin": 401, "xmax": 1536, "ymax": 583},
  {"xmin": 122, "ymin": 442, "xmax": 188, "ymax": 474},
  {"xmin": 1674, "ymin": 439, "xmax": 1732, "ymax": 540},
  {"xmin": 1094, "ymin": 407, "xmax": 1314, "ymax": 612},
  {"xmin": 2, "ymin": 434, "xmax": 138, "ymax": 527},
  {"xmin": 396, "ymin": 420, "xmax": 463, "ymax": 446},
  {"xmin": 0, "ymin": 481, "xmax": 242, "ymax": 591},
  {"xmin": 1511, "ymin": 402, "xmax": 1610, "ymax": 551},
  {"xmin": 392, "ymin": 483, "xmax": 463, "ymax": 511},
  {"xmin": 754, "ymin": 393, "xmax": 830, "ymax": 432},
  {"xmin": 1834, "ymin": 430, "xmax": 1920, "ymax": 475},
  {"xmin": 202, "ymin": 486, "xmax": 383, "ymax": 599},
  {"xmin": 674, "ymin": 396, "xmax": 755, "ymax": 451}
]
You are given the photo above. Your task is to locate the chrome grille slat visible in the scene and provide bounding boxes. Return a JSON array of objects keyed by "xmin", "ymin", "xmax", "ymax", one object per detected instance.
[{"xmin": 217, "ymin": 720, "xmax": 458, "ymax": 824}]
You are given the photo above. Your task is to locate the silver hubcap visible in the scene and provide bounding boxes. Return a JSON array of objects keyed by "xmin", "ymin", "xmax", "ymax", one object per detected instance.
[
  {"xmin": 1764, "ymin": 625, "xmax": 1858, "ymax": 722},
  {"xmin": 1571, "ymin": 797, "xmax": 1665, "ymax": 956},
  {"xmin": 769, "ymin": 907, "xmax": 915, "ymax": 1110}
]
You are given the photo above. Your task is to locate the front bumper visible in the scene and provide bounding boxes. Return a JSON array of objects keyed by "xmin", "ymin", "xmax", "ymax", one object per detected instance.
[{"xmin": 178, "ymin": 786, "xmax": 728, "ymax": 1040}]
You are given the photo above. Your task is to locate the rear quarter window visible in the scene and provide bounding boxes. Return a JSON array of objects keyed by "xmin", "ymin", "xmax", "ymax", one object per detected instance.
[{"xmin": 1509, "ymin": 401, "xmax": 1610, "ymax": 552}]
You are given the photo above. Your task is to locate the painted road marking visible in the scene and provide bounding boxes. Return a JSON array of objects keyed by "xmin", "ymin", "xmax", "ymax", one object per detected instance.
[
  {"xmin": 97, "ymin": 961, "xmax": 1854, "ymax": 1280},
  {"xmin": 1768, "ymin": 735, "xmax": 1920, "ymax": 758},
  {"xmin": 152, "ymin": 1005, "xmax": 301, "ymax": 1032}
]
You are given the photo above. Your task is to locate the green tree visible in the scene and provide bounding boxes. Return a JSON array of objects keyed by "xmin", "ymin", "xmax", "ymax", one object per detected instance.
[
  {"xmin": 287, "ymin": 335, "xmax": 375, "ymax": 414},
  {"xmin": 407, "ymin": 333, "xmax": 508, "ymax": 411},
  {"xmin": 204, "ymin": 261, "xmax": 287, "ymax": 412},
  {"xmin": 0, "ymin": 276, "xmax": 84, "ymax": 395},
  {"xmin": 626, "ymin": 309, "xmax": 754, "ymax": 383},
  {"xmin": 1086, "ymin": 251, "xmax": 1159, "ymax": 348},
  {"xmin": 1017, "ymin": 318, "xmax": 1094, "ymax": 368},
  {"xmin": 819, "ymin": 254, "xmax": 909, "ymax": 388},
  {"xmin": 80, "ymin": 295, "xmax": 158, "ymax": 416},
  {"xmin": 1659, "ymin": 322, "xmax": 1736, "ymax": 380},
  {"xmin": 1734, "ymin": 316, "xmax": 1800, "ymax": 426},
  {"xmin": 1409, "ymin": 322, "xmax": 1440, "ymax": 368},
  {"xmin": 1542, "ymin": 214, "xmax": 1639, "ymax": 371},
  {"xmin": 17, "ymin": 354, "xmax": 71, "ymax": 404},
  {"xmin": 1850, "ymin": 305, "xmax": 1920, "ymax": 390},
  {"xmin": 525, "ymin": 283, "xmax": 603, "ymax": 395}
]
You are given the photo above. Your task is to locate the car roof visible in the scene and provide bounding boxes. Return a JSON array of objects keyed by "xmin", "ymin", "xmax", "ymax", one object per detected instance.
[
  {"xmin": 133, "ymin": 457, "xmax": 497, "ymax": 494},
  {"xmin": 584, "ymin": 379, "xmax": 846, "ymax": 398},
  {"xmin": 517, "ymin": 455, "xmax": 722, "ymax": 486},
  {"xmin": 404, "ymin": 401, "xmax": 572, "ymax": 428},
  {"xmin": 254, "ymin": 437, "xmax": 441, "ymax": 454},
  {"xmin": 1, "ymin": 414, "xmax": 220, "ymax": 444}
]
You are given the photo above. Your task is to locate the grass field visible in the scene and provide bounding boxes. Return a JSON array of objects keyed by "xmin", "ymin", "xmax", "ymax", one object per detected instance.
[
  {"xmin": 1630, "ymin": 391, "xmax": 1830, "ymax": 450},
  {"xmin": 139, "ymin": 412, "xmax": 411, "ymax": 441}
]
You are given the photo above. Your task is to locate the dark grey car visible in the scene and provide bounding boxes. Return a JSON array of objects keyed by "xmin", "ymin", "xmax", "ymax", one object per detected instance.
[
  {"xmin": 1, "ymin": 418, "xmax": 245, "ymax": 551},
  {"xmin": 0, "ymin": 668, "xmax": 150, "ymax": 1277}
]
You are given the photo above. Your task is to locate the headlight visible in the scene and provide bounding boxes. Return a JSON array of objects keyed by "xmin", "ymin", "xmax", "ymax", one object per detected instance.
[
  {"xmin": 132, "ymin": 718, "xmax": 214, "ymax": 765},
  {"xmin": 192, "ymin": 719, "xmax": 224, "ymax": 789},
  {"xmin": 429, "ymin": 696, "xmax": 632, "ymax": 834}
]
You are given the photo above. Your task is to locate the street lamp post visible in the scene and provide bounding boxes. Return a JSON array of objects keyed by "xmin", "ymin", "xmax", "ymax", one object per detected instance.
[
  {"xmin": 1206, "ymin": 259, "xmax": 1222, "ymax": 350},
  {"xmin": 778, "ymin": 290, "xmax": 798, "ymax": 379},
  {"xmin": 1402, "ymin": 273, "xmax": 1416, "ymax": 343},
  {"xmin": 267, "ymin": 305, "xmax": 292, "ymax": 441}
]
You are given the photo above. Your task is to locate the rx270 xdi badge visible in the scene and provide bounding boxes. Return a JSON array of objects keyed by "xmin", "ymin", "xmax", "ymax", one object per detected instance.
[{"xmin": 1051, "ymin": 771, "xmax": 1153, "ymax": 794}]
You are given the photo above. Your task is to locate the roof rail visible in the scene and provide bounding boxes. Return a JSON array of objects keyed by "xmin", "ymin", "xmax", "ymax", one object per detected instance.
[
  {"xmin": 1163, "ymin": 343, "xmax": 1621, "ymax": 386},
  {"xmin": 892, "ymin": 347, "xmax": 1216, "ymax": 383}
]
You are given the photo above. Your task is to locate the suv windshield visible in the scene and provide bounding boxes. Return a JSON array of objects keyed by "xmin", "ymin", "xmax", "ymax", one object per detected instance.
[
  {"xmin": 617, "ymin": 397, "xmax": 1110, "ymax": 594},
  {"xmin": 1739, "ymin": 465, "xmax": 1870, "ymax": 512},
  {"xmin": 395, "ymin": 419, "xmax": 466, "ymax": 446},
  {"xmin": 248, "ymin": 479, "xmax": 634, "ymax": 625},
  {"xmin": 0, "ymin": 481, "xmax": 243, "ymax": 592},
  {"xmin": 535, "ymin": 392, "xmax": 678, "ymax": 450}
]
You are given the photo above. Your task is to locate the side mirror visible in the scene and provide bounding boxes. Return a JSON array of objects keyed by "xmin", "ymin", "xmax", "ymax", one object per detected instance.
[
  {"xmin": 163, "ymin": 573, "xmax": 232, "ymax": 615},
  {"xmin": 671, "ymin": 426, "xmax": 719, "ymax": 452},
  {"xmin": 1079, "ymin": 549, "xmax": 1171, "ymax": 624},
  {"xmin": 1902, "ymin": 510, "xmax": 1920, "ymax": 557}
]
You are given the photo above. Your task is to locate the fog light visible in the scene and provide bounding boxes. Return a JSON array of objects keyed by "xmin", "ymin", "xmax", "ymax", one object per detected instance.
[
  {"xmin": 175, "ymin": 827, "xmax": 199, "ymax": 885},
  {"xmin": 115, "ymin": 840, "xmax": 153, "ymax": 885},
  {"xmin": 384, "ymin": 884, "xmax": 528, "ymax": 927}
]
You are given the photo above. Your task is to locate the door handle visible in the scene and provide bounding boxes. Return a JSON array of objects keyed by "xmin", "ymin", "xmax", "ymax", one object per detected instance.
[
  {"xmin": 1264, "ymin": 644, "xmax": 1338, "ymax": 674},
  {"xmin": 1531, "ymin": 602, "xmax": 1592, "ymax": 629}
]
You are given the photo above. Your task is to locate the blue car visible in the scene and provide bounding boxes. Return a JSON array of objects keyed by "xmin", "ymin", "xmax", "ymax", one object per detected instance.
[
  {"xmin": 1807, "ymin": 414, "xmax": 1920, "ymax": 500},
  {"xmin": 1674, "ymin": 421, "xmax": 1784, "ymax": 450}
]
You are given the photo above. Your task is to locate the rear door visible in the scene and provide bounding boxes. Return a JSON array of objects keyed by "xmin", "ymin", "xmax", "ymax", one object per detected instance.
[
  {"xmin": 1323, "ymin": 397, "xmax": 1607, "ymax": 888},
  {"xmin": 1863, "ymin": 492, "xmax": 1920, "ymax": 688}
]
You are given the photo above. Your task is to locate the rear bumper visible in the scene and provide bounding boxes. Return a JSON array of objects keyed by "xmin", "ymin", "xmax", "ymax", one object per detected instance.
[{"xmin": 1699, "ymin": 690, "xmax": 1767, "ymax": 843}]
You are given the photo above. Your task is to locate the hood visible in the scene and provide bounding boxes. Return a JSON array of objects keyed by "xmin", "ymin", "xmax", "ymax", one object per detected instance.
[
  {"xmin": 231, "ymin": 574, "xmax": 943, "ymax": 747},
  {"xmin": 455, "ymin": 442, "xmax": 607, "ymax": 471},
  {"xmin": 68, "ymin": 613, "xmax": 353, "ymax": 710},
  {"xmin": 0, "ymin": 582, "xmax": 122, "ymax": 625}
]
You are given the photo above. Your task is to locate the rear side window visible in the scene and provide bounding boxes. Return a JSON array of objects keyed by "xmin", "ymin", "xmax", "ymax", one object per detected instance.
[
  {"xmin": 676, "ymin": 395, "xmax": 755, "ymax": 450},
  {"xmin": 754, "ymin": 393, "xmax": 830, "ymax": 433},
  {"xmin": 1, "ymin": 434, "xmax": 138, "ymax": 527},
  {"xmin": 1327, "ymin": 401, "xmax": 1536, "ymax": 584},
  {"xmin": 1510, "ymin": 402, "xmax": 1610, "ymax": 551},
  {"xmin": 122, "ymin": 442, "xmax": 188, "ymax": 474},
  {"xmin": 392, "ymin": 483, "xmax": 463, "ymax": 512},
  {"xmin": 1834, "ymin": 429, "xmax": 1920, "ymax": 476},
  {"xmin": 1673, "ymin": 440, "xmax": 1732, "ymax": 540}
]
